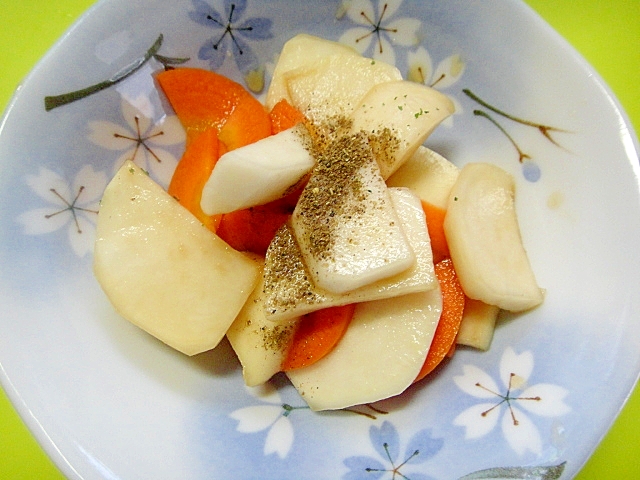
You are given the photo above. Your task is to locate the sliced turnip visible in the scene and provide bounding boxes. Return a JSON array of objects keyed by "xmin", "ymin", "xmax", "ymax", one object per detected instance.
[
  {"xmin": 200, "ymin": 125, "xmax": 314, "ymax": 215},
  {"xmin": 286, "ymin": 286, "xmax": 442, "ymax": 411},
  {"xmin": 266, "ymin": 34, "xmax": 359, "ymax": 110},
  {"xmin": 349, "ymin": 80, "xmax": 455, "ymax": 179},
  {"xmin": 444, "ymin": 162, "xmax": 543, "ymax": 312},
  {"xmin": 93, "ymin": 161, "xmax": 260, "ymax": 356},
  {"xmin": 226, "ymin": 261, "xmax": 300, "ymax": 386},
  {"xmin": 386, "ymin": 146, "xmax": 459, "ymax": 209},
  {"xmin": 284, "ymin": 53, "xmax": 402, "ymax": 123},
  {"xmin": 291, "ymin": 133, "xmax": 415, "ymax": 294},
  {"xmin": 264, "ymin": 187, "xmax": 436, "ymax": 322}
]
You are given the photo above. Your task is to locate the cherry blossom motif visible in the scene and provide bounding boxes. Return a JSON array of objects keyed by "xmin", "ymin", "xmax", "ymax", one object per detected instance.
[
  {"xmin": 337, "ymin": 0, "xmax": 421, "ymax": 65},
  {"xmin": 189, "ymin": 0, "xmax": 274, "ymax": 92},
  {"xmin": 228, "ymin": 383, "xmax": 307, "ymax": 459},
  {"xmin": 17, "ymin": 165, "xmax": 107, "ymax": 257},
  {"xmin": 343, "ymin": 420, "xmax": 443, "ymax": 480},
  {"xmin": 87, "ymin": 98, "xmax": 185, "ymax": 187},
  {"xmin": 407, "ymin": 47, "xmax": 465, "ymax": 90},
  {"xmin": 453, "ymin": 347, "xmax": 570, "ymax": 456},
  {"xmin": 407, "ymin": 46, "xmax": 465, "ymax": 125}
]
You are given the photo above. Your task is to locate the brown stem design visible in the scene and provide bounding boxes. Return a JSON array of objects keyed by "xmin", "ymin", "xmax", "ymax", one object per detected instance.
[
  {"xmin": 463, "ymin": 88, "xmax": 569, "ymax": 148},
  {"xmin": 44, "ymin": 34, "xmax": 189, "ymax": 111}
]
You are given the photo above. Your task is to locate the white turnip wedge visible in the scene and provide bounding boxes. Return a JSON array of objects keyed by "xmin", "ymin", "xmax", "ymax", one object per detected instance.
[
  {"xmin": 286, "ymin": 286, "xmax": 442, "ymax": 411},
  {"xmin": 263, "ymin": 187, "xmax": 436, "ymax": 323},
  {"xmin": 226, "ymin": 260, "xmax": 300, "ymax": 387},
  {"xmin": 291, "ymin": 133, "xmax": 415, "ymax": 295},
  {"xmin": 444, "ymin": 162, "xmax": 543, "ymax": 312},
  {"xmin": 284, "ymin": 52, "xmax": 402, "ymax": 123},
  {"xmin": 349, "ymin": 81, "xmax": 455, "ymax": 178},
  {"xmin": 93, "ymin": 161, "xmax": 260, "ymax": 356},
  {"xmin": 456, "ymin": 298, "xmax": 500, "ymax": 351},
  {"xmin": 265, "ymin": 33, "xmax": 360, "ymax": 110},
  {"xmin": 386, "ymin": 146, "xmax": 459, "ymax": 209},
  {"xmin": 200, "ymin": 125, "xmax": 314, "ymax": 215}
]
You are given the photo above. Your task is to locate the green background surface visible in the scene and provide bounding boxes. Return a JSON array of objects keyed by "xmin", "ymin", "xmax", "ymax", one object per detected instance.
[{"xmin": 0, "ymin": 1, "xmax": 638, "ymax": 478}]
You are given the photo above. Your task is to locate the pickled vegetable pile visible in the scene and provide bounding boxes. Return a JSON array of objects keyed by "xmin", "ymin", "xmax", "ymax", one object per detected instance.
[{"xmin": 93, "ymin": 34, "xmax": 542, "ymax": 411}]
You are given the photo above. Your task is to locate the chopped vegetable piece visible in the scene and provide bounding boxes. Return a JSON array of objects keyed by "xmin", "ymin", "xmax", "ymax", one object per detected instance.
[
  {"xmin": 263, "ymin": 188, "xmax": 436, "ymax": 323},
  {"xmin": 269, "ymin": 99, "xmax": 307, "ymax": 134},
  {"xmin": 266, "ymin": 33, "xmax": 359, "ymax": 110},
  {"xmin": 444, "ymin": 162, "xmax": 543, "ymax": 312},
  {"xmin": 291, "ymin": 133, "xmax": 415, "ymax": 294},
  {"xmin": 456, "ymin": 298, "xmax": 500, "ymax": 351},
  {"xmin": 226, "ymin": 261, "xmax": 300, "ymax": 387},
  {"xmin": 421, "ymin": 200, "xmax": 449, "ymax": 264},
  {"xmin": 215, "ymin": 187, "xmax": 302, "ymax": 256},
  {"xmin": 349, "ymin": 80, "xmax": 455, "ymax": 178},
  {"xmin": 156, "ymin": 67, "xmax": 268, "ymax": 146},
  {"xmin": 217, "ymin": 96, "xmax": 271, "ymax": 151},
  {"xmin": 414, "ymin": 258, "xmax": 465, "ymax": 381},
  {"xmin": 286, "ymin": 288, "xmax": 441, "ymax": 411},
  {"xmin": 284, "ymin": 53, "xmax": 402, "ymax": 123},
  {"xmin": 94, "ymin": 161, "xmax": 260, "ymax": 356},
  {"xmin": 167, "ymin": 127, "xmax": 222, "ymax": 232},
  {"xmin": 200, "ymin": 125, "xmax": 313, "ymax": 215},
  {"xmin": 386, "ymin": 146, "xmax": 459, "ymax": 210},
  {"xmin": 281, "ymin": 304, "xmax": 355, "ymax": 371}
]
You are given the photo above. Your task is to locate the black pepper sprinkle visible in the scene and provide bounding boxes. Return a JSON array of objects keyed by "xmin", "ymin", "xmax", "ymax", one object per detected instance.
[
  {"xmin": 261, "ymin": 115, "xmax": 403, "ymax": 319},
  {"xmin": 260, "ymin": 323, "xmax": 295, "ymax": 351},
  {"xmin": 293, "ymin": 132, "xmax": 375, "ymax": 261},
  {"xmin": 367, "ymin": 127, "xmax": 400, "ymax": 170},
  {"xmin": 263, "ymin": 224, "xmax": 325, "ymax": 315}
]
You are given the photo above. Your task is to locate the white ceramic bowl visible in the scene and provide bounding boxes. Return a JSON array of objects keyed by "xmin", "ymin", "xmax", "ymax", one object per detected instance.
[{"xmin": 0, "ymin": 1, "xmax": 638, "ymax": 478}]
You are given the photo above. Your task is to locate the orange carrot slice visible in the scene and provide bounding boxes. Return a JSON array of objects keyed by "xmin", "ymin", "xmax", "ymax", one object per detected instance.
[
  {"xmin": 217, "ymin": 94, "xmax": 272, "ymax": 151},
  {"xmin": 281, "ymin": 304, "xmax": 356, "ymax": 371},
  {"xmin": 216, "ymin": 185, "xmax": 303, "ymax": 255},
  {"xmin": 215, "ymin": 203, "xmax": 291, "ymax": 256},
  {"xmin": 156, "ymin": 67, "xmax": 268, "ymax": 146},
  {"xmin": 414, "ymin": 258, "xmax": 465, "ymax": 382},
  {"xmin": 268, "ymin": 99, "xmax": 306, "ymax": 134},
  {"xmin": 421, "ymin": 200, "xmax": 449, "ymax": 264},
  {"xmin": 167, "ymin": 128, "xmax": 222, "ymax": 232}
]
